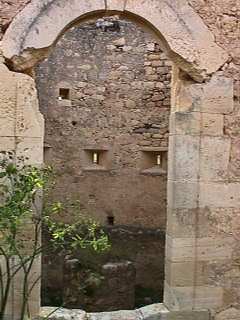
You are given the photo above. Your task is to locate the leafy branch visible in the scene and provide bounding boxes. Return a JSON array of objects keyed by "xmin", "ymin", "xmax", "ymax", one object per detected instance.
[{"xmin": 0, "ymin": 160, "xmax": 110, "ymax": 320}]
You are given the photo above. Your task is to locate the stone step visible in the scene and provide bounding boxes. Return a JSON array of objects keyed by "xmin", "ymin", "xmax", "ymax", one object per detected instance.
[{"xmin": 37, "ymin": 304, "xmax": 210, "ymax": 320}]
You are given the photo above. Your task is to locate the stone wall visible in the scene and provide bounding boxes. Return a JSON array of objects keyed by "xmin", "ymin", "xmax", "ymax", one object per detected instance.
[
  {"xmin": 36, "ymin": 17, "xmax": 170, "ymax": 311},
  {"xmin": 185, "ymin": 3, "xmax": 240, "ymax": 319},
  {"xmin": 0, "ymin": 1, "xmax": 239, "ymax": 319},
  {"xmin": 188, "ymin": 0, "xmax": 240, "ymax": 190},
  {"xmin": 1, "ymin": 1, "xmax": 239, "ymax": 185},
  {"xmin": 36, "ymin": 17, "xmax": 171, "ymax": 228}
]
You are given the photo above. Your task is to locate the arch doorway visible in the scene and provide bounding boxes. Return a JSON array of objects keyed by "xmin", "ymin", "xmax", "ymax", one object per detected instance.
[{"xmin": 0, "ymin": 0, "xmax": 234, "ymax": 318}]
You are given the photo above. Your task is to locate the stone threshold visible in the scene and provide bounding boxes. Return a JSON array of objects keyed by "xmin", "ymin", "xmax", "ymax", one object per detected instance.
[{"xmin": 37, "ymin": 304, "xmax": 210, "ymax": 320}]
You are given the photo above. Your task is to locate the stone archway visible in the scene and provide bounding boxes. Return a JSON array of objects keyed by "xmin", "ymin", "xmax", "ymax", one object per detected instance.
[
  {"xmin": 0, "ymin": 0, "xmax": 237, "ymax": 319},
  {"xmin": 2, "ymin": 0, "xmax": 227, "ymax": 81}
]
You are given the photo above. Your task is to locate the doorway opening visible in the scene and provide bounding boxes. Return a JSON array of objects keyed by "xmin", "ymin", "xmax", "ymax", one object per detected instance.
[{"xmin": 36, "ymin": 15, "xmax": 171, "ymax": 312}]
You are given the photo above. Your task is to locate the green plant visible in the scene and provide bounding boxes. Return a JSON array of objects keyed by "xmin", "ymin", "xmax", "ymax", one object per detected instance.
[{"xmin": 0, "ymin": 160, "xmax": 110, "ymax": 320}]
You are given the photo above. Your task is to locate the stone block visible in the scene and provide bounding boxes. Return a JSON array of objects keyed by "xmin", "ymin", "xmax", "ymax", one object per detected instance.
[
  {"xmin": 173, "ymin": 80, "xmax": 203, "ymax": 112},
  {"xmin": 169, "ymin": 112, "xmax": 201, "ymax": 135},
  {"xmin": 168, "ymin": 135, "xmax": 200, "ymax": 181},
  {"xmin": 106, "ymin": 0, "xmax": 125, "ymax": 11},
  {"xmin": 0, "ymin": 63, "xmax": 44, "ymax": 139},
  {"xmin": 201, "ymin": 113, "xmax": 224, "ymax": 136},
  {"xmin": 165, "ymin": 235, "xmax": 195, "ymax": 263},
  {"xmin": 175, "ymin": 74, "xmax": 233, "ymax": 115},
  {"xmin": 167, "ymin": 181, "xmax": 199, "ymax": 209},
  {"xmin": 89, "ymin": 310, "xmax": 137, "ymax": 320},
  {"xmin": 199, "ymin": 136, "xmax": 231, "ymax": 181},
  {"xmin": 63, "ymin": 261, "xmax": 136, "ymax": 311},
  {"xmin": 165, "ymin": 259, "xmax": 236, "ymax": 288},
  {"xmin": 0, "ymin": 137, "xmax": 15, "ymax": 153},
  {"xmin": 166, "ymin": 235, "xmax": 234, "ymax": 262},
  {"xmin": 167, "ymin": 207, "xmax": 240, "ymax": 239},
  {"xmin": 39, "ymin": 304, "xmax": 170, "ymax": 320},
  {"xmin": 164, "ymin": 283, "xmax": 223, "ymax": 310},
  {"xmin": 38, "ymin": 307, "xmax": 87, "ymax": 320},
  {"xmin": 165, "ymin": 260, "xmax": 195, "ymax": 287},
  {"xmin": 166, "ymin": 208, "xmax": 197, "ymax": 238},
  {"xmin": 137, "ymin": 303, "xmax": 169, "ymax": 320},
  {"xmin": 199, "ymin": 182, "xmax": 240, "ymax": 208},
  {"xmin": 166, "ymin": 310, "xmax": 210, "ymax": 320},
  {"xmin": 201, "ymin": 74, "xmax": 234, "ymax": 114},
  {"xmin": 4, "ymin": 256, "xmax": 41, "ymax": 320},
  {"xmin": 16, "ymin": 73, "xmax": 44, "ymax": 138},
  {"xmin": 215, "ymin": 308, "xmax": 240, "ymax": 320},
  {"xmin": 15, "ymin": 137, "xmax": 44, "ymax": 165},
  {"xmin": 0, "ymin": 64, "xmax": 16, "ymax": 137}
]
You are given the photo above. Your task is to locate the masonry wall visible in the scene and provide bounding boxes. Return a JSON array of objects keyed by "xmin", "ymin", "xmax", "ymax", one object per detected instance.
[
  {"xmin": 35, "ymin": 17, "xmax": 171, "ymax": 310},
  {"xmin": 1, "ymin": 1, "xmax": 239, "ymax": 185},
  {"xmin": 0, "ymin": 1, "xmax": 239, "ymax": 319},
  {"xmin": 35, "ymin": 17, "xmax": 171, "ymax": 228}
]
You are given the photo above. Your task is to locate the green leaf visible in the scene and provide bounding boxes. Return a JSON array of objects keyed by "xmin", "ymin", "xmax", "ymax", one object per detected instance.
[
  {"xmin": 0, "ymin": 172, "xmax": 6, "ymax": 178},
  {"xmin": 6, "ymin": 163, "xmax": 17, "ymax": 174}
]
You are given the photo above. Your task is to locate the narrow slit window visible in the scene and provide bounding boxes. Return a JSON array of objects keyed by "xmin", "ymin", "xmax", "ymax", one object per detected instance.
[
  {"xmin": 58, "ymin": 88, "xmax": 70, "ymax": 100},
  {"xmin": 92, "ymin": 152, "xmax": 99, "ymax": 164},
  {"xmin": 157, "ymin": 154, "xmax": 161, "ymax": 166}
]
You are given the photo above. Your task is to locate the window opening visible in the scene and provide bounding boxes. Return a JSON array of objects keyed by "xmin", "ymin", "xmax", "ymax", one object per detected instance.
[
  {"xmin": 92, "ymin": 152, "xmax": 99, "ymax": 164},
  {"xmin": 107, "ymin": 215, "xmax": 115, "ymax": 226},
  {"xmin": 83, "ymin": 148, "xmax": 109, "ymax": 171},
  {"xmin": 140, "ymin": 148, "xmax": 168, "ymax": 176},
  {"xmin": 156, "ymin": 154, "xmax": 161, "ymax": 166},
  {"xmin": 58, "ymin": 88, "xmax": 70, "ymax": 100}
]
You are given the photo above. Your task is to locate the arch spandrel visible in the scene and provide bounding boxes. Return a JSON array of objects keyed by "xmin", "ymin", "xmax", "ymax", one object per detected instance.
[{"xmin": 2, "ymin": 0, "xmax": 228, "ymax": 80}]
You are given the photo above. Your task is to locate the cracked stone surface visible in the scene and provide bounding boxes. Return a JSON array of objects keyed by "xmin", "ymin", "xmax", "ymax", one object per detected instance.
[{"xmin": 2, "ymin": 0, "xmax": 228, "ymax": 80}]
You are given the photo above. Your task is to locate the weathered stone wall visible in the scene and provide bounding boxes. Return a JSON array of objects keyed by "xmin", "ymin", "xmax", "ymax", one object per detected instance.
[
  {"xmin": 1, "ymin": 1, "xmax": 239, "ymax": 181},
  {"xmin": 35, "ymin": 17, "xmax": 171, "ymax": 228},
  {"xmin": 188, "ymin": 0, "xmax": 240, "ymax": 182},
  {"xmin": 36, "ymin": 17, "xmax": 170, "ymax": 311},
  {"xmin": 186, "ymin": 3, "xmax": 240, "ymax": 319},
  {"xmin": 0, "ymin": 1, "xmax": 239, "ymax": 319},
  {"xmin": 0, "ymin": 62, "xmax": 44, "ymax": 320}
]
